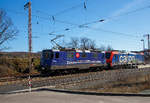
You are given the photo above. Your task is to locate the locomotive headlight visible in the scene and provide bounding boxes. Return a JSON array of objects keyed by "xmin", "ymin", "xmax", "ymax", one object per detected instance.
[{"xmin": 41, "ymin": 67, "xmax": 45, "ymax": 70}]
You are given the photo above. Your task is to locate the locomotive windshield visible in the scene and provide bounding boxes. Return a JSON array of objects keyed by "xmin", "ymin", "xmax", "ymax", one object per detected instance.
[
  {"xmin": 105, "ymin": 52, "xmax": 111, "ymax": 59},
  {"xmin": 42, "ymin": 50, "xmax": 53, "ymax": 59}
]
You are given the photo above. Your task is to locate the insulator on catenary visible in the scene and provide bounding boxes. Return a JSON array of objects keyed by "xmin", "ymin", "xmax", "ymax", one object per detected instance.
[{"xmin": 84, "ymin": 2, "xmax": 87, "ymax": 10}]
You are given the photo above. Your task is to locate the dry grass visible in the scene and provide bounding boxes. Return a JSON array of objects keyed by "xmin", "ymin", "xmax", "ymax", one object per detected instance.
[{"xmin": 80, "ymin": 74, "xmax": 150, "ymax": 93}]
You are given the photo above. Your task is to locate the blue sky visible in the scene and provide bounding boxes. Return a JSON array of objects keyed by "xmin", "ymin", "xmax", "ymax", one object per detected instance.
[{"xmin": 1, "ymin": 0, "xmax": 150, "ymax": 52}]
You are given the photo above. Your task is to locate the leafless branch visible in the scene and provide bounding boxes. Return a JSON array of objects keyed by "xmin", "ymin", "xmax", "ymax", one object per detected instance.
[{"xmin": 0, "ymin": 9, "xmax": 18, "ymax": 50}]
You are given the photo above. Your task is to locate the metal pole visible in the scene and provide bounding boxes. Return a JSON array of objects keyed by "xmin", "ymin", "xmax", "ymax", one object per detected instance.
[
  {"xmin": 143, "ymin": 40, "xmax": 145, "ymax": 50},
  {"xmin": 143, "ymin": 34, "xmax": 150, "ymax": 50},
  {"xmin": 148, "ymin": 34, "xmax": 150, "ymax": 50},
  {"xmin": 24, "ymin": 1, "xmax": 32, "ymax": 92},
  {"xmin": 28, "ymin": 1, "xmax": 32, "ymax": 92},
  {"xmin": 141, "ymin": 39, "xmax": 145, "ymax": 51}
]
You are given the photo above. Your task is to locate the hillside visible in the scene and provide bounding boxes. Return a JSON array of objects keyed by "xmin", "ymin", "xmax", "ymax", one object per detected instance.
[{"xmin": 0, "ymin": 52, "xmax": 41, "ymax": 76}]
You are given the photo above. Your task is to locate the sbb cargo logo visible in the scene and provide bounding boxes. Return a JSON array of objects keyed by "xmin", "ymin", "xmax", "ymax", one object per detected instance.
[{"xmin": 119, "ymin": 56, "xmax": 135, "ymax": 63}]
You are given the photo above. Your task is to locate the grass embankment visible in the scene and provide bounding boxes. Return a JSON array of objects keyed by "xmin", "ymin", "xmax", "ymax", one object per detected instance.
[
  {"xmin": 80, "ymin": 74, "xmax": 150, "ymax": 93},
  {"xmin": 0, "ymin": 52, "xmax": 41, "ymax": 77}
]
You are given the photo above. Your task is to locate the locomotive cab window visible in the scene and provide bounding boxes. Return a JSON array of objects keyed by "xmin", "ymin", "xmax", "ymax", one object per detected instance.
[
  {"xmin": 43, "ymin": 53, "xmax": 49, "ymax": 58},
  {"xmin": 114, "ymin": 54, "xmax": 118, "ymax": 61},
  {"xmin": 43, "ymin": 51, "xmax": 53, "ymax": 59},
  {"xmin": 105, "ymin": 52, "xmax": 111, "ymax": 59},
  {"xmin": 114, "ymin": 55, "xmax": 116, "ymax": 59},
  {"xmin": 51, "ymin": 53, "xmax": 54, "ymax": 58},
  {"xmin": 55, "ymin": 52, "xmax": 59, "ymax": 58}
]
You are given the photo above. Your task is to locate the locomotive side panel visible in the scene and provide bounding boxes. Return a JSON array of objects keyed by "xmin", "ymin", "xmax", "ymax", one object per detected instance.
[
  {"xmin": 66, "ymin": 52, "xmax": 105, "ymax": 69},
  {"xmin": 50, "ymin": 51, "xmax": 68, "ymax": 70},
  {"xmin": 41, "ymin": 49, "xmax": 106, "ymax": 72},
  {"xmin": 105, "ymin": 51, "xmax": 145, "ymax": 69}
]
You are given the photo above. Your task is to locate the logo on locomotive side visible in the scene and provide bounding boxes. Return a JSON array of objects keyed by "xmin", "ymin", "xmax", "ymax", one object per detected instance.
[
  {"xmin": 119, "ymin": 56, "xmax": 135, "ymax": 63},
  {"xmin": 76, "ymin": 53, "xmax": 80, "ymax": 58}
]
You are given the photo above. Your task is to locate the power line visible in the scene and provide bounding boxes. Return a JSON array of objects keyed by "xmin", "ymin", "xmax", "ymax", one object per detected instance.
[
  {"xmin": 108, "ymin": 5, "xmax": 150, "ymax": 20},
  {"xmin": 34, "ymin": 1, "xmax": 87, "ymax": 29},
  {"xmin": 7, "ymin": 9, "xmax": 141, "ymax": 38},
  {"xmin": 33, "ymin": 6, "xmax": 148, "ymax": 38},
  {"xmin": 53, "ymin": 3, "xmax": 83, "ymax": 16},
  {"xmin": 80, "ymin": 4, "xmax": 150, "ymax": 26},
  {"xmin": 6, "ymin": 2, "xmax": 150, "ymax": 26},
  {"xmin": 6, "ymin": 4, "xmax": 144, "ymax": 38},
  {"xmin": 34, "ymin": 1, "xmax": 88, "ymax": 27},
  {"xmin": 52, "ymin": 19, "xmax": 141, "ymax": 38},
  {"xmin": 6, "ymin": 9, "xmax": 51, "ymax": 21},
  {"xmin": 35, "ymin": 1, "xmax": 87, "ymax": 17},
  {"xmin": 85, "ymin": 26, "xmax": 141, "ymax": 38}
]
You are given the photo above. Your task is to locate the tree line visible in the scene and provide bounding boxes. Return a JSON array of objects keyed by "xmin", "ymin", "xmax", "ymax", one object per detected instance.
[{"xmin": 52, "ymin": 37, "xmax": 113, "ymax": 51}]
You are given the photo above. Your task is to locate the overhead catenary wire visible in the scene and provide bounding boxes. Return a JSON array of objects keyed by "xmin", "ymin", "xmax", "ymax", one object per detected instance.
[
  {"xmin": 52, "ymin": 19, "xmax": 141, "ymax": 38},
  {"xmin": 34, "ymin": 1, "xmax": 85, "ymax": 25},
  {"xmin": 108, "ymin": 5, "xmax": 150, "ymax": 20},
  {"xmin": 6, "ymin": 2, "xmax": 148, "ymax": 39},
  {"xmin": 34, "ymin": 3, "xmax": 86, "ymax": 32},
  {"xmin": 53, "ymin": 3, "xmax": 83, "ymax": 16},
  {"xmin": 80, "ymin": 4, "xmax": 150, "ymax": 26},
  {"xmin": 34, "ymin": 1, "xmax": 89, "ymax": 30},
  {"xmin": 85, "ymin": 26, "xmax": 141, "ymax": 38},
  {"xmin": 34, "ymin": 5, "xmax": 149, "ymax": 38},
  {"xmin": 36, "ymin": 1, "xmax": 85, "ymax": 17},
  {"xmin": 7, "ymin": 9, "xmax": 141, "ymax": 38},
  {"xmin": 7, "ymin": 1, "xmax": 150, "ymax": 24},
  {"xmin": 33, "ymin": 3, "xmax": 150, "ymax": 28}
]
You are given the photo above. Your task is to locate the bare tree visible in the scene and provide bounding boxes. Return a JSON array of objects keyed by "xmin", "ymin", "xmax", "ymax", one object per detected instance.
[
  {"xmin": 80, "ymin": 37, "xmax": 97, "ymax": 50},
  {"xmin": 80, "ymin": 37, "xmax": 90, "ymax": 49},
  {"xmin": 67, "ymin": 37, "xmax": 79, "ymax": 49},
  {"xmin": 0, "ymin": 9, "xmax": 18, "ymax": 50},
  {"xmin": 66, "ymin": 37, "xmax": 97, "ymax": 50},
  {"xmin": 89, "ymin": 40, "xmax": 97, "ymax": 50}
]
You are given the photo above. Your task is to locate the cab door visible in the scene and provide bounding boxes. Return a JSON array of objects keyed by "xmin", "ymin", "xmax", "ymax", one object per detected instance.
[
  {"xmin": 112, "ymin": 54, "xmax": 119, "ymax": 65},
  {"xmin": 53, "ymin": 51, "xmax": 66, "ymax": 66}
]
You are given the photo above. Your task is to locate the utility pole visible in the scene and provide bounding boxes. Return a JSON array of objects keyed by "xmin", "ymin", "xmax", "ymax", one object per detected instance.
[
  {"xmin": 24, "ymin": 1, "xmax": 32, "ymax": 92},
  {"xmin": 144, "ymin": 34, "xmax": 150, "ymax": 50}
]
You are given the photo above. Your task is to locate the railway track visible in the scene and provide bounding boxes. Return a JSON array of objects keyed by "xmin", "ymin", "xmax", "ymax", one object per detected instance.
[
  {"xmin": 0, "ymin": 64, "xmax": 150, "ymax": 84},
  {"xmin": 0, "ymin": 67, "xmax": 104, "ymax": 83},
  {"xmin": 1, "ymin": 67, "xmax": 150, "ymax": 93},
  {"xmin": 33, "ymin": 68, "xmax": 150, "ymax": 89}
]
